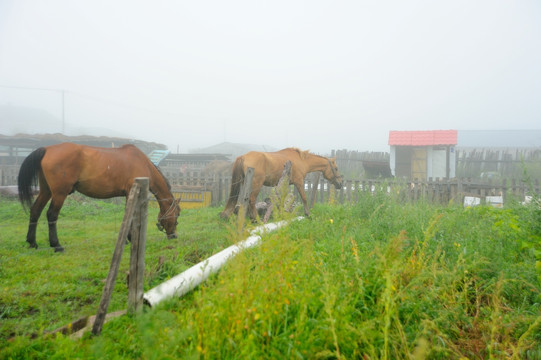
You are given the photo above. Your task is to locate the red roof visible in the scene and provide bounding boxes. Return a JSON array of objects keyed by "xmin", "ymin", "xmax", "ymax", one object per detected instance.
[{"xmin": 388, "ymin": 130, "xmax": 457, "ymax": 146}]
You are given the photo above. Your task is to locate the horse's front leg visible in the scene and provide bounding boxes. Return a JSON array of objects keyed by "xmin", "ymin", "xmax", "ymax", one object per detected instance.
[
  {"xmin": 248, "ymin": 193, "xmax": 259, "ymax": 222},
  {"xmin": 46, "ymin": 195, "xmax": 67, "ymax": 252},
  {"xmin": 26, "ymin": 191, "xmax": 51, "ymax": 249}
]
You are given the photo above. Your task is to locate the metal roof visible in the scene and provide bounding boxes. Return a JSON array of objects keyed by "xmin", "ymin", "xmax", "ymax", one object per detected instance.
[{"xmin": 388, "ymin": 130, "xmax": 457, "ymax": 146}]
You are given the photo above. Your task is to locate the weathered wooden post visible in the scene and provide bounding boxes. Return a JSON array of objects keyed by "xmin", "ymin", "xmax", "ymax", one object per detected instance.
[
  {"xmin": 128, "ymin": 177, "xmax": 149, "ymax": 315},
  {"xmin": 338, "ymin": 180, "xmax": 345, "ymax": 203},
  {"xmin": 263, "ymin": 161, "xmax": 292, "ymax": 223},
  {"xmin": 236, "ymin": 167, "xmax": 254, "ymax": 226},
  {"xmin": 309, "ymin": 172, "xmax": 321, "ymax": 209},
  {"xmin": 239, "ymin": 167, "xmax": 254, "ymax": 210},
  {"xmin": 92, "ymin": 182, "xmax": 141, "ymax": 335}
]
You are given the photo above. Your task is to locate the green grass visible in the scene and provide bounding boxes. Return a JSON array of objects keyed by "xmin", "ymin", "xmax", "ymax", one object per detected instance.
[
  {"xmin": 1, "ymin": 191, "xmax": 540, "ymax": 359},
  {"xmin": 0, "ymin": 195, "xmax": 232, "ymax": 346}
]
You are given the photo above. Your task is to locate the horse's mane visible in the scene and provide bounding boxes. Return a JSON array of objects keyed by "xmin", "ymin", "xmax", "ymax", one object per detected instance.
[{"xmin": 153, "ymin": 164, "xmax": 172, "ymax": 191}]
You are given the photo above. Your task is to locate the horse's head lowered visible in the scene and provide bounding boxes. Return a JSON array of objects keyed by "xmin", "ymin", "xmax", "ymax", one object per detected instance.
[
  {"xmin": 156, "ymin": 198, "xmax": 181, "ymax": 239},
  {"xmin": 323, "ymin": 157, "xmax": 343, "ymax": 189}
]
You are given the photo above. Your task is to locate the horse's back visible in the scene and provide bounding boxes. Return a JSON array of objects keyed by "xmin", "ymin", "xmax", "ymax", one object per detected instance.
[
  {"xmin": 40, "ymin": 143, "xmax": 152, "ymax": 197},
  {"xmin": 44, "ymin": 143, "xmax": 146, "ymax": 162},
  {"xmin": 240, "ymin": 150, "xmax": 295, "ymax": 186}
]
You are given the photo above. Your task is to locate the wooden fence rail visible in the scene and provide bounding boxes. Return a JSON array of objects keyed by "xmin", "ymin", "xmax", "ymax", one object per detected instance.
[
  {"xmin": 302, "ymin": 177, "xmax": 540, "ymax": 206},
  {"xmin": 162, "ymin": 173, "xmax": 539, "ymax": 207}
]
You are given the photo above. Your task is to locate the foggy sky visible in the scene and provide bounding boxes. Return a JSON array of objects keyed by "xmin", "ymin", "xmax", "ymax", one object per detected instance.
[{"xmin": 1, "ymin": 1, "xmax": 540, "ymax": 154}]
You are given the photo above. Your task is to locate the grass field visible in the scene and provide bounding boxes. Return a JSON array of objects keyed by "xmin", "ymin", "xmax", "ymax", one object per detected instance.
[{"xmin": 1, "ymin": 189, "xmax": 540, "ymax": 359}]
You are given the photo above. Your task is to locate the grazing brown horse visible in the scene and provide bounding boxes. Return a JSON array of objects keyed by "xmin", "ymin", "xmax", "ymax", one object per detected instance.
[
  {"xmin": 220, "ymin": 148, "xmax": 343, "ymax": 221},
  {"xmin": 18, "ymin": 143, "xmax": 180, "ymax": 252}
]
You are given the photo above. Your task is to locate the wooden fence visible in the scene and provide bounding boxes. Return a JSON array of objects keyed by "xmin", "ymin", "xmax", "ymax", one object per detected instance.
[
  {"xmin": 456, "ymin": 148, "xmax": 541, "ymax": 178},
  {"xmin": 331, "ymin": 149, "xmax": 390, "ymax": 178},
  {"xmin": 0, "ymin": 165, "xmax": 18, "ymax": 186},
  {"xmin": 306, "ymin": 177, "xmax": 540, "ymax": 206},
  {"xmin": 159, "ymin": 172, "xmax": 539, "ymax": 208}
]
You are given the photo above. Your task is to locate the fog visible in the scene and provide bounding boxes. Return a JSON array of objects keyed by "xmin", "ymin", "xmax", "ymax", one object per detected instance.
[{"xmin": 1, "ymin": 1, "xmax": 540, "ymax": 154}]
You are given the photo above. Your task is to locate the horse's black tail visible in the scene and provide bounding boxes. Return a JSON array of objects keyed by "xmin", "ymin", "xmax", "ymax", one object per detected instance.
[
  {"xmin": 220, "ymin": 156, "xmax": 244, "ymax": 218},
  {"xmin": 18, "ymin": 147, "xmax": 46, "ymax": 210},
  {"xmin": 229, "ymin": 156, "xmax": 245, "ymax": 201}
]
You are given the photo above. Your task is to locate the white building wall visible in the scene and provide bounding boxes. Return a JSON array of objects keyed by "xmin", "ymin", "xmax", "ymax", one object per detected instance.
[
  {"xmin": 431, "ymin": 148, "xmax": 447, "ymax": 178},
  {"xmin": 426, "ymin": 148, "xmax": 433, "ymax": 178}
]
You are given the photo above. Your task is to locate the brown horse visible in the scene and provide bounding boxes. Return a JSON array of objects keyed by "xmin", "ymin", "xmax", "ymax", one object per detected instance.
[
  {"xmin": 220, "ymin": 148, "xmax": 343, "ymax": 220},
  {"xmin": 18, "ymin": 143, "xmax": 180, "ymax": 252}
]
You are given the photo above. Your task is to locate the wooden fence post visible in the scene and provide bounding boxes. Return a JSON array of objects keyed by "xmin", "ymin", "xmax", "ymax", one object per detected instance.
[
  {"xmin": 239, "ymin": 167, "xmax": 254, "ymax": 210},
  {"xmin": 319, "ymin": 178, "xmax": 325, "ymax": 203},
  {"xmin": 92, "ymin": 181, "xmax": 141, "ymax": 335},
  {"xmin": 263, "ymin": 161, "xmax": 292, "ymax": 223},
  {"xmin": 128, "ymin": 178, "xmax": 149, "ymax": 315},
  {"xmin": 309, "ymin": 172, "xmax": 321, "ymax": 209},
  {"xmin": 237, "ymin": 167, "xmax": 254, "ymax": 225},
  {"xmin": 216, "ymin": 176, "xmax": 224, "ymax": 206}
]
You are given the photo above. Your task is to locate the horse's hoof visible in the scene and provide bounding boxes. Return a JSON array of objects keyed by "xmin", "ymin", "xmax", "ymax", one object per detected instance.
[
  {"xmin": 54, "ymin": 246, "xmax": 65, "ymax": 253},
  {"xmin": 28, "ymin": 243, "xmax": 38, "ymax": 249}
]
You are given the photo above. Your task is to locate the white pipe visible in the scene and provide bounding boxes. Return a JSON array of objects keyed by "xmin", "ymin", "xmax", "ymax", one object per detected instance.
[{"xmin": 143, "ymin": 217, "xmax": 303, "ymax": 307}]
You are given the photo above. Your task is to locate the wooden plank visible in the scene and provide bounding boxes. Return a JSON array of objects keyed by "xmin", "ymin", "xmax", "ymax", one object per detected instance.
[
  {"xmin": 128, "ymin": 178, "xmax": 149, "ymax": 315},
  {"xmin": 309, "ymin": 172, "xmax": 321, "ymax": 208},
  {"xmin": 236, "ymin": 167, "xmax": 254, "ymax": 223},
  {"xmin": 319, "ymin": 178, "xmax": 325, "ymax": 203},
  {"xmin": 239, "ymin": 167, "xmax": 254, "ymax": 210},
  {"xmin": 263, "ymin": 161, "xmax": 291, "ymax": 223},
  {"xmin": 92, "ymin": 182, "xmax": 140, "ymax": 335}
]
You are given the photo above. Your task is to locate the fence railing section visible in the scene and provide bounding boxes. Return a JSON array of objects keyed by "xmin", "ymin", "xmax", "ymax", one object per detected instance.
[
  {"xmin": 304, "ymin": 177, "xmax": 540, "ymax": 205},
  {"xmin": 0, "ymin": 166, "xmax": 19, "ymax": 186},
  {"xmin": 161, "ymin": 173, "xmax": 539, "ymax": 207}
]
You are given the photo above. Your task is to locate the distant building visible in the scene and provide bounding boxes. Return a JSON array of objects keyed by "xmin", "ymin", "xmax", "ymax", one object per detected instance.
[
  {"xmin": 388, "ymin": 129, "xmax": 541, "ymax": 180},
  {"xmin": 0, "ymin": 133, "xmax": 166, "ymax": 165},
  {"xmin": 0, "ymin": 133, "xmax": 168, "ymax": 185},
  {"xmin": 389, "ymin": 130, "xmax": 457, "ymax": 179}
]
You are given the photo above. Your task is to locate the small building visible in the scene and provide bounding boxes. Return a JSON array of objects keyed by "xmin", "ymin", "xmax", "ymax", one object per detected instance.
[{"xmin": 389, "ymin": 130, "xmax": 457, "ymax": 179}]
